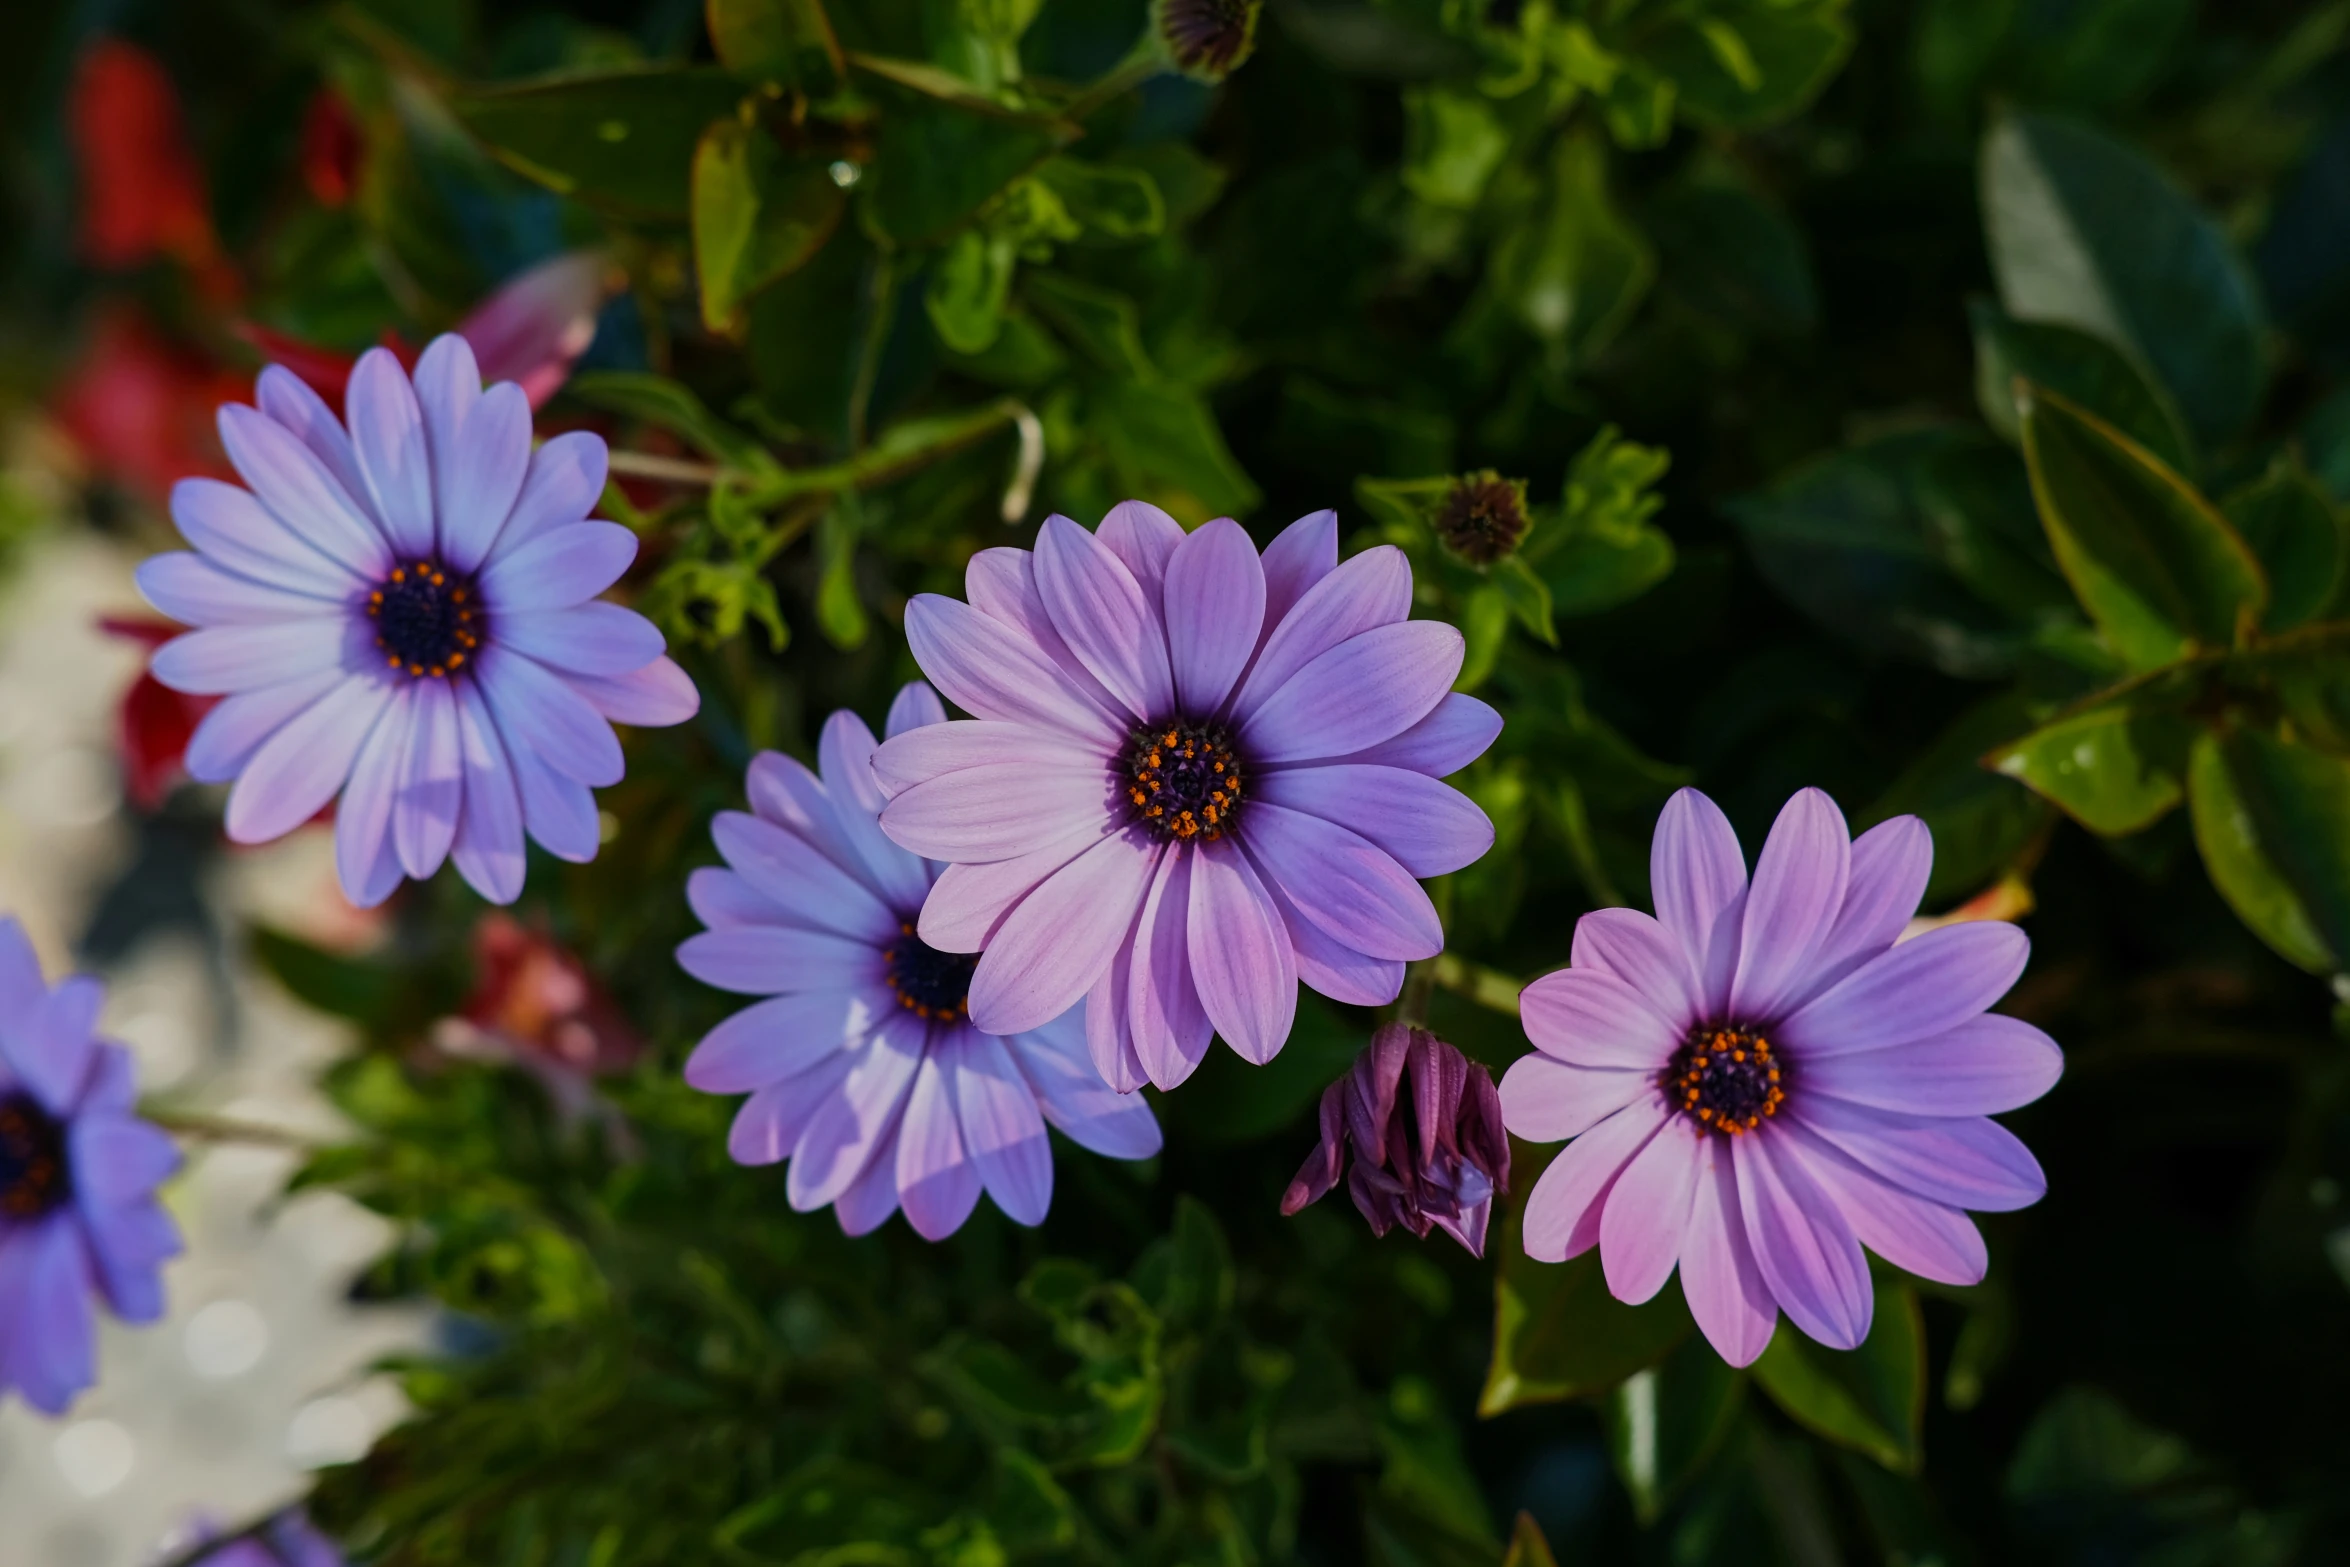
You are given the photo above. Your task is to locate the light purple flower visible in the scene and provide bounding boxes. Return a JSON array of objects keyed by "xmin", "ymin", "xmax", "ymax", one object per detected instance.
[
  {"xmin": 677, "ymin": 683, "xmax": 1162, "ymax": 1241},
  {"xmin": 0, "ymin": 917, "xmax": 182, "ymax": 1414},
  {"xmin": 871, "ymin": 503, "xmax": 1498, "ymax": 1094},
  {"xmin": 137, "ymin": 333, "xmax": 699, "ymax": 908},
  {"xmin": 190, "ymin": 1510, "xmax": 344, "ymax": 1567},
  {"xmin": 1502, "ymin": 788, "xmax": 2063, "ymax": 1366}
]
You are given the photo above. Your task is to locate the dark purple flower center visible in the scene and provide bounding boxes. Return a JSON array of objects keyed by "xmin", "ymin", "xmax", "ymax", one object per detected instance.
[
  {"xmin": 1664, "ymin": 1026, "xmax": 1787, "ymax": 1137},
  {"xmin": 368, "ymin": 558, "xmax": 483, "ymax": 679},
  {"xmin": 1123, "ymin": 719, "xmax": 1246, "ymax": 843},
  {"xmin": 0, "ymin": 1089, "xmax": 70, "ymax": 1219},
  {"xmin": 885, "ymin": 923, "xmax": 977, "ymax": 1022}
]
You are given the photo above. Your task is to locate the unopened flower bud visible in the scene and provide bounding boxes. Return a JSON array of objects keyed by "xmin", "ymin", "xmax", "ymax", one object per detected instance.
[
  {"xmin": 1434, "ymin": 471, "xmax": 1530, "ymax": 565},
  {"xmin": 1154, "ymin": 0, "xmax": 1261, "ymax": 82}
]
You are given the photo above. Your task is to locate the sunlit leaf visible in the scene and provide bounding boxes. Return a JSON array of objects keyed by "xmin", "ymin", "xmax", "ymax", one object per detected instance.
[{"xmin": 691, "ymin": 115, "xmax": 843, "ymax": 334}]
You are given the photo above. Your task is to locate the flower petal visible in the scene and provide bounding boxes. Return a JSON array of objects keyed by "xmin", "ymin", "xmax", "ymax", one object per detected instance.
[
  {"xmin": 678, "ymin": 926, "xmax": 886, "ymax": 994},
  {"xmin": 334, "ymin": 683, "xmax": 413, "ymax": 908},
  {"xmin": 67, "ymin": 1113, "xmax": 181, "ymax": 1209},
  {"xmin": 1187, "ymin": 835, "xmax": 1298, "ymax": 1064},
  {"xmin": 1164, "ymin": 517, "xmax": 1265, "ymax": 716},
  {"xmin": 479, "ymin": 521, "xmax": 637, "ymax": 612},
  {"xmin": 1244, "ymin": 802, "xmax": 1441, "ymax": 961},
  {"xmin": 1085, "ymin": 913, "xmax": 1149, "ymax": 1095},
  {"xmin": 712, "ymin": 810, "xmax": 901, "ymax": 944},
  {"xmin": 1033, "ymin": 513, "xmax": 1174, "ymax": 721},
  {"xmin": 184, "ymin": 668, "xmax": 343, "ymax": 782},
  {"xmin": 1096, "ymin": 499, "xmax": 1186, "ymax": 602},
  {"xmin": 394, "ymin": 676, "xmax": 461, "ymax": 880},
  {"xmin": 1678, "ymin": 1140, "xmax": 1777, "ymax": 1366},
  {"xmin": 1803, "ymin": 1013, "xmax": 2062, "ymax": 1116},
  {"xmin": 918, "ymin": 826, "xmax": 1101, "ymax": 953},
  {"xmin": 1244, "ymin": 620, "xmax": 1462, "ymax": 764},
  {"xmin": 955, "ymin": 1027, "xmax": 1054, "ymax": 1226},
  {"xmin": 486, "ymin": 684, "xmax": 602, "ymax": 861},
  {"xmin": 969, "ymin": 830, "xmax": 1156, "ymax": 1034},
  {"xmin": 1778, "ymin": 921, "xmax": 2031, "ymax": 1057},
  {"xmin": 1788, "ymin": 1123, "xmax": 1987, "ymax": 1286},
  {"xmin": 218, "ymin": 402, "xmax": 393, "ymax": 579},
  {"xmin": 224, "ymin": 675, "xmax": 392, "ymax": 843},
  {"xmin": 685, "ymin": 988, "xmax": 888, "ymax": 1093},
  {"xmin": 1014, "ymin": 1015, "xmax": 1163, "ymax": 1157},
  {"xmin": 451, "ymin": 679, "xmax": 526, "ymax": 904},
  {"xmin": 1795, "ymin": 1097, "xmax": 2047, "ymax": 1211},
  {"xmin": 1518, "ymin": 967, "xmax": 1680, "ymax": 1070},
  {"xmin": 151, "ymin": 618, "xmax": 349, "ymax": 695},
  {"xmin": 1570, "ymin": 907, "xmax": 1702, "ymax": 1032},
  {"xmin": 0, "ymin": 1218, "xmax": 95, "ymax": 1414},
  {"xmin": 136, "ymin": 551, "xmax": 337, "ymax": 624},
  {"xmin": 169, "ymin": 476, "xmax": 361, "ymax": 597},
  {"xmin": 570, "ymin": 656, "xmax": 700, "ymax": 728},
  {"xmin": 1232, "ymin": 545, "xmax": 1413, "ymax": 721},
  {"xmin": 1131, "ymin": 843, "xmax": 1214, "ymax": 1090},
  {"xmin": 1258, "ymin": 508, "xmax": 1338, "ymax": 633},
  {"xmin": 818, "ymin": 708, "xmax": 936, "ymax": 915},
  {"xmin": 496, "ymin": 603, "xmax": 665, "ymax": 677},
  {"xmin": 1252, "ymin": 764, "xmax": 1493, "ymax": 878},
  {"xmin": 687, "ymin": 867, "xmax": 774, "ymax": 930},
  {"xmin": 1266, "ymin": 868, "xmax": 1405, "ymax": 1007},
  {"xmin": 872, "ymin": 718, "xmax": 1104, "ymax": 796},
  {"xmin": 1650, "ymin": 788, "xmax": 1746, "ymax": 1000},
  {"xmin": 1601, "ymin": 1117, "xmax": 1705, "ymax": 1304},
  {"xmin": 344, "ymin": 346, "xmax": 437, "ymax": 559},
  {"xmin": 1735, "ymin": 1130, "xmax": 1873, "ymax": 1350},
  {"xmin": 728, "ymin": 1053, "xmax": 852, "ymax": 1165},
  {"xmin": 880, "ymin": 761, "xmax": 1117, "ymax": 862},
  {"xmin": 0, "ymin": 971, "xmax": 100, "ymax": 1117},
  {"xmin": 834, "ymin": 1115, "xmax": 904, "ymax": 1236},
  {"xmin": 965, "ymin": 546, "xmax": 1127, "ymax": 718},
  {"xmin": 789, "ymin": 1013, "xmax": 925, "ymax": 1212},
  {"xmin": 475, "ymin": 646, "xmax": 623, "ymax": 787},
  {"xmin": 1799, "ymin": 814, "xmax": 1933, "ymax": 1003},
  {"xmin": 905, "ymin": 592, "xmax": 1126, "ymax": 746},
  {"xmin": 1499, "ymin": 1054, "xmax": 1650, "ymax": 1142},
  {"xmin": 1729, "ymin": 787, "xmax": 1850, "ymax": 1024},
  {"xmin": 895, "ymin": 1041, "xmax": 982, "ymax": 1240},
  {"xmin": 1318, "ymin": 692, "xmax": 1501, "ymax": 777},
  {"xmin": 1520, "ymin": 1098, "xmax": 1667, "ymax": 1263},
  {"xmin": 493, "ymin": 431, "xmax": 607, "ymax": 556},
  {"xmin": 80, "ymin": 1199, "xmax": 180, "ymax": 1325},
  {"xmin": 887, "ymin": 680, "xmax": 948, "ymax": 738},
  {"xmin": 256, "ymin": 364, "xmax": 370, "ymax": 517},
  {"xmin": 416, "ymin": 341, "xmax": 533, "ymax": 574}
]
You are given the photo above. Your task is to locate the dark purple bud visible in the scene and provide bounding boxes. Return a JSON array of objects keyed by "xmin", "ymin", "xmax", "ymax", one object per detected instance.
[
  {"xmin": 1154, "ymin": 0, "xmax": 1261, "ymax": 82},
  {"xmin": 1279, "ymin": 1024, "xmax": 1511, "ymax": 1257},
  {"xmin": 1434, "ymin": 471, "xmax": 1530, "ymax": 565}
]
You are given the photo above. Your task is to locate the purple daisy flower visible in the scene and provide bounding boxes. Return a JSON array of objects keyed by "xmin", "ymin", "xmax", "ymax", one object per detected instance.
[
  {"xmin": 0, "ymin": 917, "xmax": 183, "ymax": 1413},
  {"xmin": 871, "ymin": 503, "xmax": 1498, "ymax": 1093},
  {"xmin": 677, "ymin": 683, "xmax": 1163, "ymax": 1240},
  {"xmin": 137, "ymin": 334, "xmax": 699, "ymax": 908},
  {"xmin": 190, "ymin": 1510, "xmax": 343, "ymax": 1567},
  {"xmin": 1500, "ymin": 787, "xmax": 2063, "ymax": 1366}
]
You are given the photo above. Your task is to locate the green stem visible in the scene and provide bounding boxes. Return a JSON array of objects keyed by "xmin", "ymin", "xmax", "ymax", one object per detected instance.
[
  {"xmin": 1061, "ymin": 49, "xmax": 1163, "ymax": 124},
  {"xmin": 1431, "ymin": 954, "xmax": 1523, "ymax": 1018},
  {"xmin": 143, "ymin": 1109, "xmax": 320, "ymax": 1150},
  {"xmin": 846, "ymin": 253, "xmax": 899, "ymax": 452}
]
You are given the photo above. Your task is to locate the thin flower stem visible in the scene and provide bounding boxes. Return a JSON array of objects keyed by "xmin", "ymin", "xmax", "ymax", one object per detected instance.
[
  {"xmin": 1061, "ymin": 50, "xmax": 1163, "ymax": 123},
  {"xmin": 846, "ymin": 253, "xmax": 900, "ymax": 452},
  {"xmin": 606, "ymin": 451, "xmax": 724, "ymax": 486},
  {"xmin": 143, "ymin": 1109, "xmax": 322, "ymax": 1150},
  {"xmin": 1395, "ymin": 959, "xmax": 1435, "ymax": 1027},
  {"xmin": 1431, "ymin": 953, "xmax": 1522, "ymax": 1018}
]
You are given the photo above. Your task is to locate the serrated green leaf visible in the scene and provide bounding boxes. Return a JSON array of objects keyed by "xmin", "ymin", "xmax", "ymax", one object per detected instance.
[
  {"xmin": 451, "ymin": 67, "xmax": 746, "ymax": 218},
  {"xmin": 1970, "ymin": 301, "xmax": 2194, "ymax": 476},
  {"xmin": 2188, "ymin": 727, "xmax": 2350, "ymax": 974},
  {"xmin": 1751, "ymin": 1278, "xmax": 1926, "ymax": 1474}
]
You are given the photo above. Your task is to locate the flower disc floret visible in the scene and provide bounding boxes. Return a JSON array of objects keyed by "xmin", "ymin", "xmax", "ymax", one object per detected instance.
[
  {"xmin": 369, "ymin": 558, "xmax": 481, "ymax": 677},
  {"xmin": 1124, "ymin": 719, "xmax": 1245, "ymax": 842},
  {"xmin": 1666, "ymin": 1027, "xmax": 1786, "ymax": 1136},
  {"xmin": 886, "ymin": 924, "xmax": 979, "ymax": 1021},
  {"xmin": 0, "ymin": 1091, "xmax": 69, "ymax": 1218}
]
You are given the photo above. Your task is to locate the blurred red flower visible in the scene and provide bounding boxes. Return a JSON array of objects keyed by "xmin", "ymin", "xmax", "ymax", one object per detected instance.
[
  {"xmin": 97, "ymin": 614, "xmax": 219, "ymax": 811},
  {"xmin": 55, "ymin": 309, "xmax": 242, "ymax": 500},
  {"xmin": 299, "ymin": 88, "xmax": 364, "ymax": 208},
  {"xmin": 69, "ymin": 38, "xmax": 233, "ymax": 297},
  {"xmin": 453, "ymin": 915, "xmax": 643, "ymax": 1077}
]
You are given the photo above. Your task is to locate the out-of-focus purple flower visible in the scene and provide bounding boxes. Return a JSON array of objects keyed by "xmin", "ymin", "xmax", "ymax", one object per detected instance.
[
  {"xmin": 0, "ymin": 917, "xmax": 182, "ymax": 1414},
  {"xmin": 872, "ymin": 505, "xmax": 1497, "ymax": 1094},
  {"xmin": 1501, "ymin": 787, "xmax": 2064, "ymax": 1366},
  {"xmin": 1281, "ymin": 1023, "xmax": 1510, "ymax": 1256},
  {"xmin": 677, "ymin": 683, "xmax": 1162, "ymax": 1241},
  {"xmin": 190, "ymin": 1509, "xmax": 344, "ymax": 1567},
  {"xmin": 136, "ymin": 333, "xmax": 698, "ymax": 908}
]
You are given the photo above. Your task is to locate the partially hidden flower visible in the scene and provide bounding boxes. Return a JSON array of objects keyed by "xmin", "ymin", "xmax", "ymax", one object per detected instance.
[
  {"xmin": 190, "ymin": 1509, "xmax": 344, "ymax": 1567},
  {"xmin": 678, "ymin": 683, "xmax": 1163, "ymax": 1240},
  {"xmin": 1501, "ymin": 787, "xmax": 2062, "ymax": 1366},
  {"xmin": 0, "ymin": 916, "xmax": 183, "ymax": 1413},
  {"xmin": 872, "ymin": 504, "xmax": 1498, "ymax": 1093},
  {"xmin": 136, "ymin": 333, "xmax": 698, "ymax": 908},
  {"xmin": 99, "ymin": 614, "xmax": 220, "ymax": 811},
  {"xmin": 1281, "ymin": 1023, "xmax": 1510, "ymax": 1256},
  {"xmin": 447, "ymin": 912, "xmax": 642, "ymax": 1076}
]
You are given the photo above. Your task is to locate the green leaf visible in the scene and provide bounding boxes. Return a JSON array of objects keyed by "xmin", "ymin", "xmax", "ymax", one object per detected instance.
[
  {"xmin": 2221, "ymin": 461, "xmax": 2347, "ymax": 632},
  {"xmin": 1091, "ymin": 379, "xmax": 1261, "ymax": 521},
  {"xmin": 1649, "ymin": 165, "xmax": 1819, "ymax": 338},
  {"xmin": 2188, "ymin": 727, "xmax": 2350, "ymax": 974},
  {"xmin": 1604, "ymin": 1334, "xmax": 1746, "ymax": 1524},
  {"xmin": 813, "ymin": 505, "xmax": 868, "ymax": 648},
  {"xmin": 643, "ymin": 556, "xmax": 789, "ymax": 650},
  {"xmin": 1493, "ymin": 557, "xmax": 1557, "ymax": 646},
  {"xmin": 1402, "ymin": 86, "xmax": 1510, "ymax": 210},
  {"xmin": 1032, "ymin": 157, "xmax": 1164, "ymax": 240},
  {"xmin": 1024, "ymin": 270, "xmax": 1153, "ymax": 377},
  {"xmin": 924, "ymin": 226, "xmax": 1017, "ymax": 353},
  {"xmin": 1500, "ymin": 1513, "xmax": 1560, "ymax": 1567},
  {"xmin": 566, "ymin": 370, "xmax": 768, "ymax": 466},
  {"xmin": 249, "ymin": 926, "xmax": 397, "ymax": 1024},
  {"xmin": 1530, "ymin": 424, "xmax": 1677, "ymax": 618},
  {"xmin": 1985, "ymin": 669, "xmax": 2205, "ymax": 835},
  {"xmin": 1631, "ymin": 2, "xmax": 1854, "ymax": 130},
  {"xmin": 1751, "ymin": 1278, "xmax": 1926, "ymax": 1474},
  {"xmin": 1969, "ymin": 302, "xmax": 2194, "ymax": 476},
  {"xmin": 692, "ymin": 116, "xmax": 844, "ymax": 334},
  {"xmin": 1490, "ymin": 131, "xmax": 1653, "ymax": 365},
  {"xmin": 1982, "ymin": 109, "xmax": 2268, "ymax": 441},
  {"xmin": 1871, "ymin": 690, "xmax": 2054, "ymax": 904},
  {"xmin": 707, "ymin": 0, "xmax": 844, "ymax": 89},
  {"xmin": 450, "ymin": 67, "xmax": 747, "ymax": 218},
  {"xmin": 1456, "ymin": 586, "xmax": 1512, "ymax": 693},
  {"xmin": 2017, "ymin": 383, "xmax": 2267, "ymax": 668},
  {"xmin": 854, "ymin": 58, "xmax": 1077, "ymax": 245}
]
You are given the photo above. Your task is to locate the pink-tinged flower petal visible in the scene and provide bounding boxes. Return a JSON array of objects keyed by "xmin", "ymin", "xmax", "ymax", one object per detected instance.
[
  {"xmin": 1086, "ymin": 918, "xmax": 1149, "ymax": 1095},
  {"xmin": 790, "ymin": 1013, "xmax": 924, "ymax": 1211},
  {"xmin": 1259, "ymin": 508, "xmax": 1338, "ymax": 633},
  {"xmin": 1096, "ymin": 499, "xmax": 1185, "ymax": 602},
  {"xmin": 1804, "ymin": 1013, "xmax": 2063, "ymax": 1116},
  {"xmin": 1499, "ymin": 1054, "xmax": 1649, "ymax": 1142},
  {"xmin": 1735, "ymin": 1130, "xmax": 1872, "ymax": 1350},
  {"xmin": 728, "ymin": 1053, "xmax": 850, "ymax": 1164},
  {"xmin": 1518, "ymin": 967, "xmax": 1680, "ymax": 1070},
  {"xmin": 1164, "ymin": 517, "xmax": 1265, "ymax": 716},
  {"xmin": 896, "ymin": 1043, "xmax": 982, "ymax": 1239},
  {"xmin": 1601, "ymin": 1117, "xmax": 1705, "ymax": 1304},
  {"xmin": 1033, "ymin": 513, "xmax": 1175, "ymax": 721},
  {"xmin": 0, "ymin": 1219, "xmax": 95, "ymax": 1415},
  {"xmin": 1014, "ymin": 1015, "xmax": 1163, "ymax": 1157},
  {"xmin": 970, "ymin": 830, "xmax": 1156, "ymax": 1034},
  {"xmin": 497, "ymin": 603, "xmax": 665, "ymax": 677},
  {"xmin": 334, "ymin": 684, "xmax": 412, "ymax": 908},
  {"xmin": 66, "ymin": 1112, "xmax": 179, "ymax": 1209},
  {"xmin": 1245, "ymin": 802, "xmax": 1441, "ymax": 961},
  {"xmin": 687, "ymin": 867, "xmax": 773, "ymax": 930},
  {"xmin": 1253, "ymin": 764, "xmax": 1492, "ymax": 878},
  {"xmin": 169, "ymin": 476, "xmax": 361, "ymax": 597},
  {"xmin": 344, "ymin": 347, "xmax": 436, "ymax": 559},
  {"xmin": 492, "ymin": 431, "xmax": 607, "ymax": 556},
  {"xmin": 0, "ymin": 920, "xmax": 45, "ymax": 1035},
  {"xmin": 1796, "ymin": 1097, "xmax": 2046, "ymax": 1211},
  {"xmin": 474, "ymin": 646, "xmax": 623, "ymax": 787},
  {"xmin": 818, "ymin": 708, "xmax": 934, "ymax": 915},
  {"xmin": 394, "ymin": 676, "xmax": 461, "ymax": 880},
  {"xmin": 150, "ymin": 618, "xmax": 347, "ymax": 695},
  {"xmin": 488, "ymin": 689, "xmax": 601, "ymax": 860},
  {"xmin": 570, "ymin": 657, "xmax": 699, "ymax": 728},
  {"xmin": 185, "ymin": 668, "xmax": 342, "ymax": 782},
  {"xmin": 955, "ymin": 1028, "xmax": 1054, "ymax": 1226},
  {"xmin": 1570, "ymin": 907, "xmax": 1702, "ymax": 1032},
  {"xmin": 918, "ymin": 827, "xmax": 1100, "ymax": 953},
  {"xmin": 1730, "ymin": 788, "xmax": 1850, "ymax": 1024},
  {"xmin": 479, "ymin": 521, "xmax": 636, "ymax": 612},
  {"xmin": 1187, "ymin": 836, "xmax": 1298, "ymax": 1064},
  {"xmin": 1244, "ymin": 620, "xmax": 1462, "ymax": 764},
  {"xmin": 1131, "ymin": 844, "xmax": 1213, "ymax": 1090},
  {"xmin": 712, "ymin": 811, "xmax": 900, "ymax": 944},
  {"xmin": 1788, "ymin": 1123, "xmax": 1987, "ymax": 1286},
  {"xmin": 1650, "ymin": 788, "xmax": 1747, "ymax": 1000},
  {"xmin": 0, "ymin": 973, "xmax": 99, "ymax": 1117},
  {"xmin": 435, "ymin": 379, "xmax": 532, "ymax": 576},
  {"xmin": 1261, "ymin": 873, "xmax": 1404, "ymax": 1006},
  {"xmin": 218, "ymin": 402, "xmax": 393, "ymax": 579},
  {"xmin": 965, "ymin": 546, "xmax": 1127, "ymax": 718},
  {"xmin": 1778, "ymin": 921, "xmax": 2030, "ymax": 1056},
  {"xmin": 81, "ymin": 1200, "xmax": 180, "ymax": 1324},
  {"xmin": 224, "ymin": 675, "xmax": 392, "ymax": 843},
  {"xmin": 905, "ymin": 592, "xmax": 1125, "ymax": 746},
  {"xmin": 255, "ymin": 364, "xmax": 370, "ymax": 517},
  {"xmin": 746, "ymin": 750, "xmax": 843, "ymax": 853},
  {"xmin": 460, "ymin": 252, "xmax": 608, "ymax": 409},
  {"xmin": 1232, "ymin": 546, "xmax": 1413, "ymax": 720},
  {"xmin": 834, "ymin": 1116, "xmax": 903, "ymax": 1236},
  {"xmin": 1318, "ymin": 692, "xmax": 1501, "ymax": 777},
  {"xmin": 1797, "ymin": 815, "xmax": 1932, "ymax": 1003},
  {"xmin": 451, "ymin": 680, "xmax": 526, "ymax": 904},
  {"xmin": 678, "ymin": 926, "xmax": 886, "ymax": 994},
  {"xmin": 1520, "ymin": 1098, "xmax": 1667, "ymax": 1262},
  {"xmin": 136, "ymin": 551, "xmax": 336, "ymax": 623},
  {"xmin": 880, "ymin": 762, "xmax": 1117, "ymax": 862},
  {"xmin": 1679, "ymin": 1141, "xmax": 1776, "ymax": 1366},
  {"xmin": 886, "ymin": 680, "xmax": 948, "ymax": 738},
  {"xmin": 872, "ymin": 718, "xmax": 1103, "ymax": 795},
  {"xmin": 685, "ymin": 987, "xmax": 887, "ymax": 1093}
]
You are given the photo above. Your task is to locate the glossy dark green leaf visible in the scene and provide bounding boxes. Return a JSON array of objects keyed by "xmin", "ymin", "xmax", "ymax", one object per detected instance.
[
  {"xmin": 692, "ymin": 117, "xmax": 844, "ymax": 334},
  {"xmin": 1632, "ymin": 2, "xmax": 1854, "ymax": 130},
  {"xmin": 2018, "ymin": 384, "xmax": 2267, "ymax": 668},
  {"xmin": 2188, "ymin": 727, "xmax": 2350, "ymax": 974},
  {"xmin": 2009, "ymin": 0, "xmax": 2193, "ymax": 112},
  {"xmin": 1649, "ymin": 166, "xmax": 1819, "ymax": 338},
  {"xmin": 706, "ymin": 0, "xmax": 844, "ymax": 89},
  {"xmin": 854, "ymin": 59, "xmax": 1076, "ymax": 245},
  {"xmin": 1969, "ymin": 302, "xmax": 2194, "ymax": 476},
  {"xmin": 1985, "ymin": 671, "xmax": 2203, "ymax": 835},
  {"xmin": 2221, "ymin": 461, "xmax": 2347, "ymax": 632},
  {"xmin": 1490, "ymin": 131, "xmax": 1652, "ymax": 364},
  {"xmin": 1982, "ymin": 109, "xmax": 2268, "ymax": 441},
  {"xmin": 1604, "ymin": 1333, "xmax": 1746, "ymax": 1523},
  {"xmin": 1751, "ymin": 1278, "xmax": 1926, "ymax": 1474},
  {"xmin": 451, "ymin": 68, "xmax": 746, "ymax": 218},
  {"xmin": 1872, "ymin": 691, "xmax": 2055, "ymax": 904},
  {"xmin": 1913, "ymin": 434, "xmax": 2077, "ymax": 623}
]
